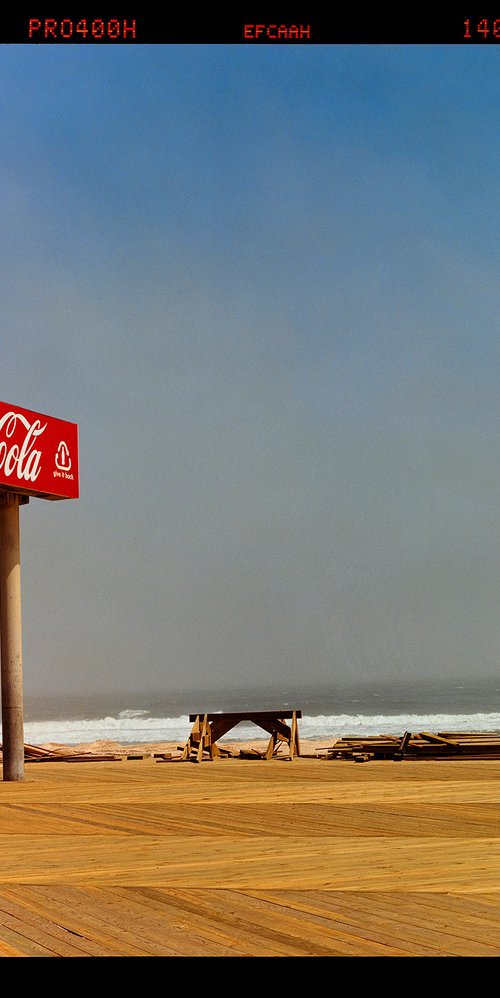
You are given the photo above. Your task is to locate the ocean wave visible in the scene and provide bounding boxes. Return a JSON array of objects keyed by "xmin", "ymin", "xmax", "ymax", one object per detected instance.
[
  {"xmin": 14, "ymin": 709, "xmax": 500, "ymax": 745},
  {"xmin": 298, "ymin": 711, "xmax": 500, "ymax": 738},
  {"xmin": 22, "ymin": 714, "xmax": 192, "ymax": 745}
]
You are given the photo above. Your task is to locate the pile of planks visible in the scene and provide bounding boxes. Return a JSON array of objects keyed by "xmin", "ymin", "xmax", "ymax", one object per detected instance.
[
  {"xmin": 0, "ymin": 744, "xmax": 172, "ymax": 762},
  {"xmin": 319, "ymin": 730, "xmax": 500, "ymax": 762},
  {"xmin": 22, "ymin": 744, "xmax": 123, "ymax": 763}
]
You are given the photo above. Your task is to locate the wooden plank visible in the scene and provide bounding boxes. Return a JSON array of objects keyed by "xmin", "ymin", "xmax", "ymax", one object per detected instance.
[
  {"xmin": 188, "ymin": 710, "xmax": 302, "ymax": 722},
  {"xmin": 393, "ymin": 730, "xmax": 412, "ymax": 761},
  {"xmin": 245, "ymin": 890, "xmax": 500, "ymax": 956},
  {"xmin": 0, "ymin": 757, "xmax": 499, "ymax": 954},
  {"xmin": 265, "ymin": 733, "xmax": 277, "ymax": 761},
  {"xmin": 419, "ymin": 732, "xmax": 461, "ymax": 747},
  {"xmin": 0, "ymin": 887, "xmax": 112, "ymax": 956},
  {"xmin": 291, "ymin": 710, "xmax": 300, "ymax": 758},
  {"xmin": 196, "ymin": 716, "xmax": 207, "ymax": 764},
  {"xmin": 0, "ymin": 897, "xmax": 91, "ymax": 956}
]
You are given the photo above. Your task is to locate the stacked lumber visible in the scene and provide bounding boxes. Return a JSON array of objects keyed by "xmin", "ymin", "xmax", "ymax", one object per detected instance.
[
  {"xmin": 24, "ymin": 743, "xmax": 57, "ymax": 760},
  {"xmin": 24, "ymin": 744, "xmax": 175, "ymax": 763},
  {"xmin": 0, "ymin": 744, "xmax": 123, "ymax": 763},
  {"xmin": 319, "ymin": 730, "xmax": 500, "ymax": 762},
  {"xmin": 26, "ymin": 751, "xmax": 123, "ymax": 763},
  {"xmin": 319, "ymin": 734, "xmax": 402, "ymax": 761},
  {"xmin": 1, "ymin": 744, "xmax": 189, "ymax": 765}
]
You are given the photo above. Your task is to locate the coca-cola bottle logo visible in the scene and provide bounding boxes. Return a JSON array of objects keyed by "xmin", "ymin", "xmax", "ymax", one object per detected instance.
[{"xmin": 55, "ymin": 441, "xmax": 71, "ymax": 472}]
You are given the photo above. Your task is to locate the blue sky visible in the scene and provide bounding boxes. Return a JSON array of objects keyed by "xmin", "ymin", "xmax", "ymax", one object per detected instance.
[{"xmin": 1, "ymin": 45, "xmax": 499, "ymax": 696}]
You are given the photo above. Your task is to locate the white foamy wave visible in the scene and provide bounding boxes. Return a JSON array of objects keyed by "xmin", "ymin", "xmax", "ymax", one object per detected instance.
[
  {"xmin": 14, "ymin": 709, "xmax": 500, "ymax": 746},
  {"xmin": 22, "ymin": 714, "xmax": 192, "ymax": 745},
  {"xmin": 298, "ymin": 711, "xmax": 500, "ymax": 739}
]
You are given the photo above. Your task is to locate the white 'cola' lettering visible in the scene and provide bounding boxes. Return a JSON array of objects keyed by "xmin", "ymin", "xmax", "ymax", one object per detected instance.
[{"xmin": 0, "ymin": 412, "xmax": 47, "ymax": 482}]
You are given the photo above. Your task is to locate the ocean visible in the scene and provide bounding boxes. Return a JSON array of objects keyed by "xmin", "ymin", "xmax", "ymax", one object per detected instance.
[{"xmin": 16, "ymin": 677, "xmax": 500, "ymax": 745}]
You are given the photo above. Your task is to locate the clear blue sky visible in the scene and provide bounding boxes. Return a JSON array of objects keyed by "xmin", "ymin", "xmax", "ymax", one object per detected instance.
[{"xmin": 1, "ymin": 45, "xmax": 499, "ymax": 696}]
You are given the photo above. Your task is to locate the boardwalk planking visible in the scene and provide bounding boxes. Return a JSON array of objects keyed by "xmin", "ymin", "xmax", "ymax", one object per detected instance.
[{"xmin": 0, "ymin": 758, "xmax": 499, "ymax": 955}]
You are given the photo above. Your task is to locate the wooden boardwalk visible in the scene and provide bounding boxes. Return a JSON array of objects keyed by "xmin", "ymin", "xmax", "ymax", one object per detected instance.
[{"xmin": 0, "ymin": 756, "xmax": 499, "ymax": 955}]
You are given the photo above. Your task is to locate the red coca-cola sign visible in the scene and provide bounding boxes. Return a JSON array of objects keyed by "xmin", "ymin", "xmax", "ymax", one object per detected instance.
[{"xmin": 0, "ymin": 400, "xmax": 79, "ymax": 500}]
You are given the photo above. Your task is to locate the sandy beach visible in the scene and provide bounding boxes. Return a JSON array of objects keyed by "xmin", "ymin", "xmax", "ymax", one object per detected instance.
[
  {"xmin": 38, "ymin": 737, "xmax": 325, "ymax": 757},
  {"xmin": 0, "ymin": 748, "xmax": 499, "ymax": 955}
]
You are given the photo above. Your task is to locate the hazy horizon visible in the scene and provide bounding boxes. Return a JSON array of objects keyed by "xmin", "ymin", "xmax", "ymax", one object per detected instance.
[{"xmin": 2, "ymin": 46, "xmax": 499, "ymax": 697}]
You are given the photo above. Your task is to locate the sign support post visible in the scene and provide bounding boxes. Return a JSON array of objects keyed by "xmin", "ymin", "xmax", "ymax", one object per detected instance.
[
  {"xmin": 0, "ymin": 400, "xmax": 79, "ymax": 782},
  {"xmin": 0, "ymin": 493, "xmax": 28, "ymax": 781}
]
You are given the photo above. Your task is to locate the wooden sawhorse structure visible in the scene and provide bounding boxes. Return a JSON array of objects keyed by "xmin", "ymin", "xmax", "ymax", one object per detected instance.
[{"xmin": 181, "ymin": 709, "xmax": 302, "ymax": 762}]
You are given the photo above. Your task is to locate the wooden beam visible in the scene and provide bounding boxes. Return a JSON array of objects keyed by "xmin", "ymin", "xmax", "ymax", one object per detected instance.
[
  {"xmin": 265, "ymin": 732, "xmax": 277, "ymax": 760},
  {"xmin": 188, "ymin": 710, "xmax": 302, "ymax": 722}
]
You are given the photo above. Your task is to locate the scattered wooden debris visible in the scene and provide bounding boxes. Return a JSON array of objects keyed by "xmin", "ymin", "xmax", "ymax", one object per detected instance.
[
  {"xmin": 124, "ymin": 753, "xmax": 160, "ymax": 761},
  {"xmin": 0, "ymin": 744, "xmax": 124, "ymax": 763},
  {"xmin": 394, "ymin": 730, "xmax": 413, "ymax": 762},
  {"xmin": 0, "ymin": 744, "xmax": 183, "ymax": 764},
  {"xmin": 181, "ymin": 709, "xmax": 302, "ymax": 762},
  {"xmin": 4, "ymin": 728, "xmax": 500, "ymax": 768},
  {"xmin": 23, "ymin": 743, "xmax": 58, "ymax": 759},
  {"xmin": 318, "ymin": 730, "xmax": 500, "ymax": 761},
  {"xmin": 26, "ymin": 753, "xmax": 123, "ymax": 763},
  {"xmin": 55, "ymin": 754, "xmax": 123, "ymax": 763}
]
